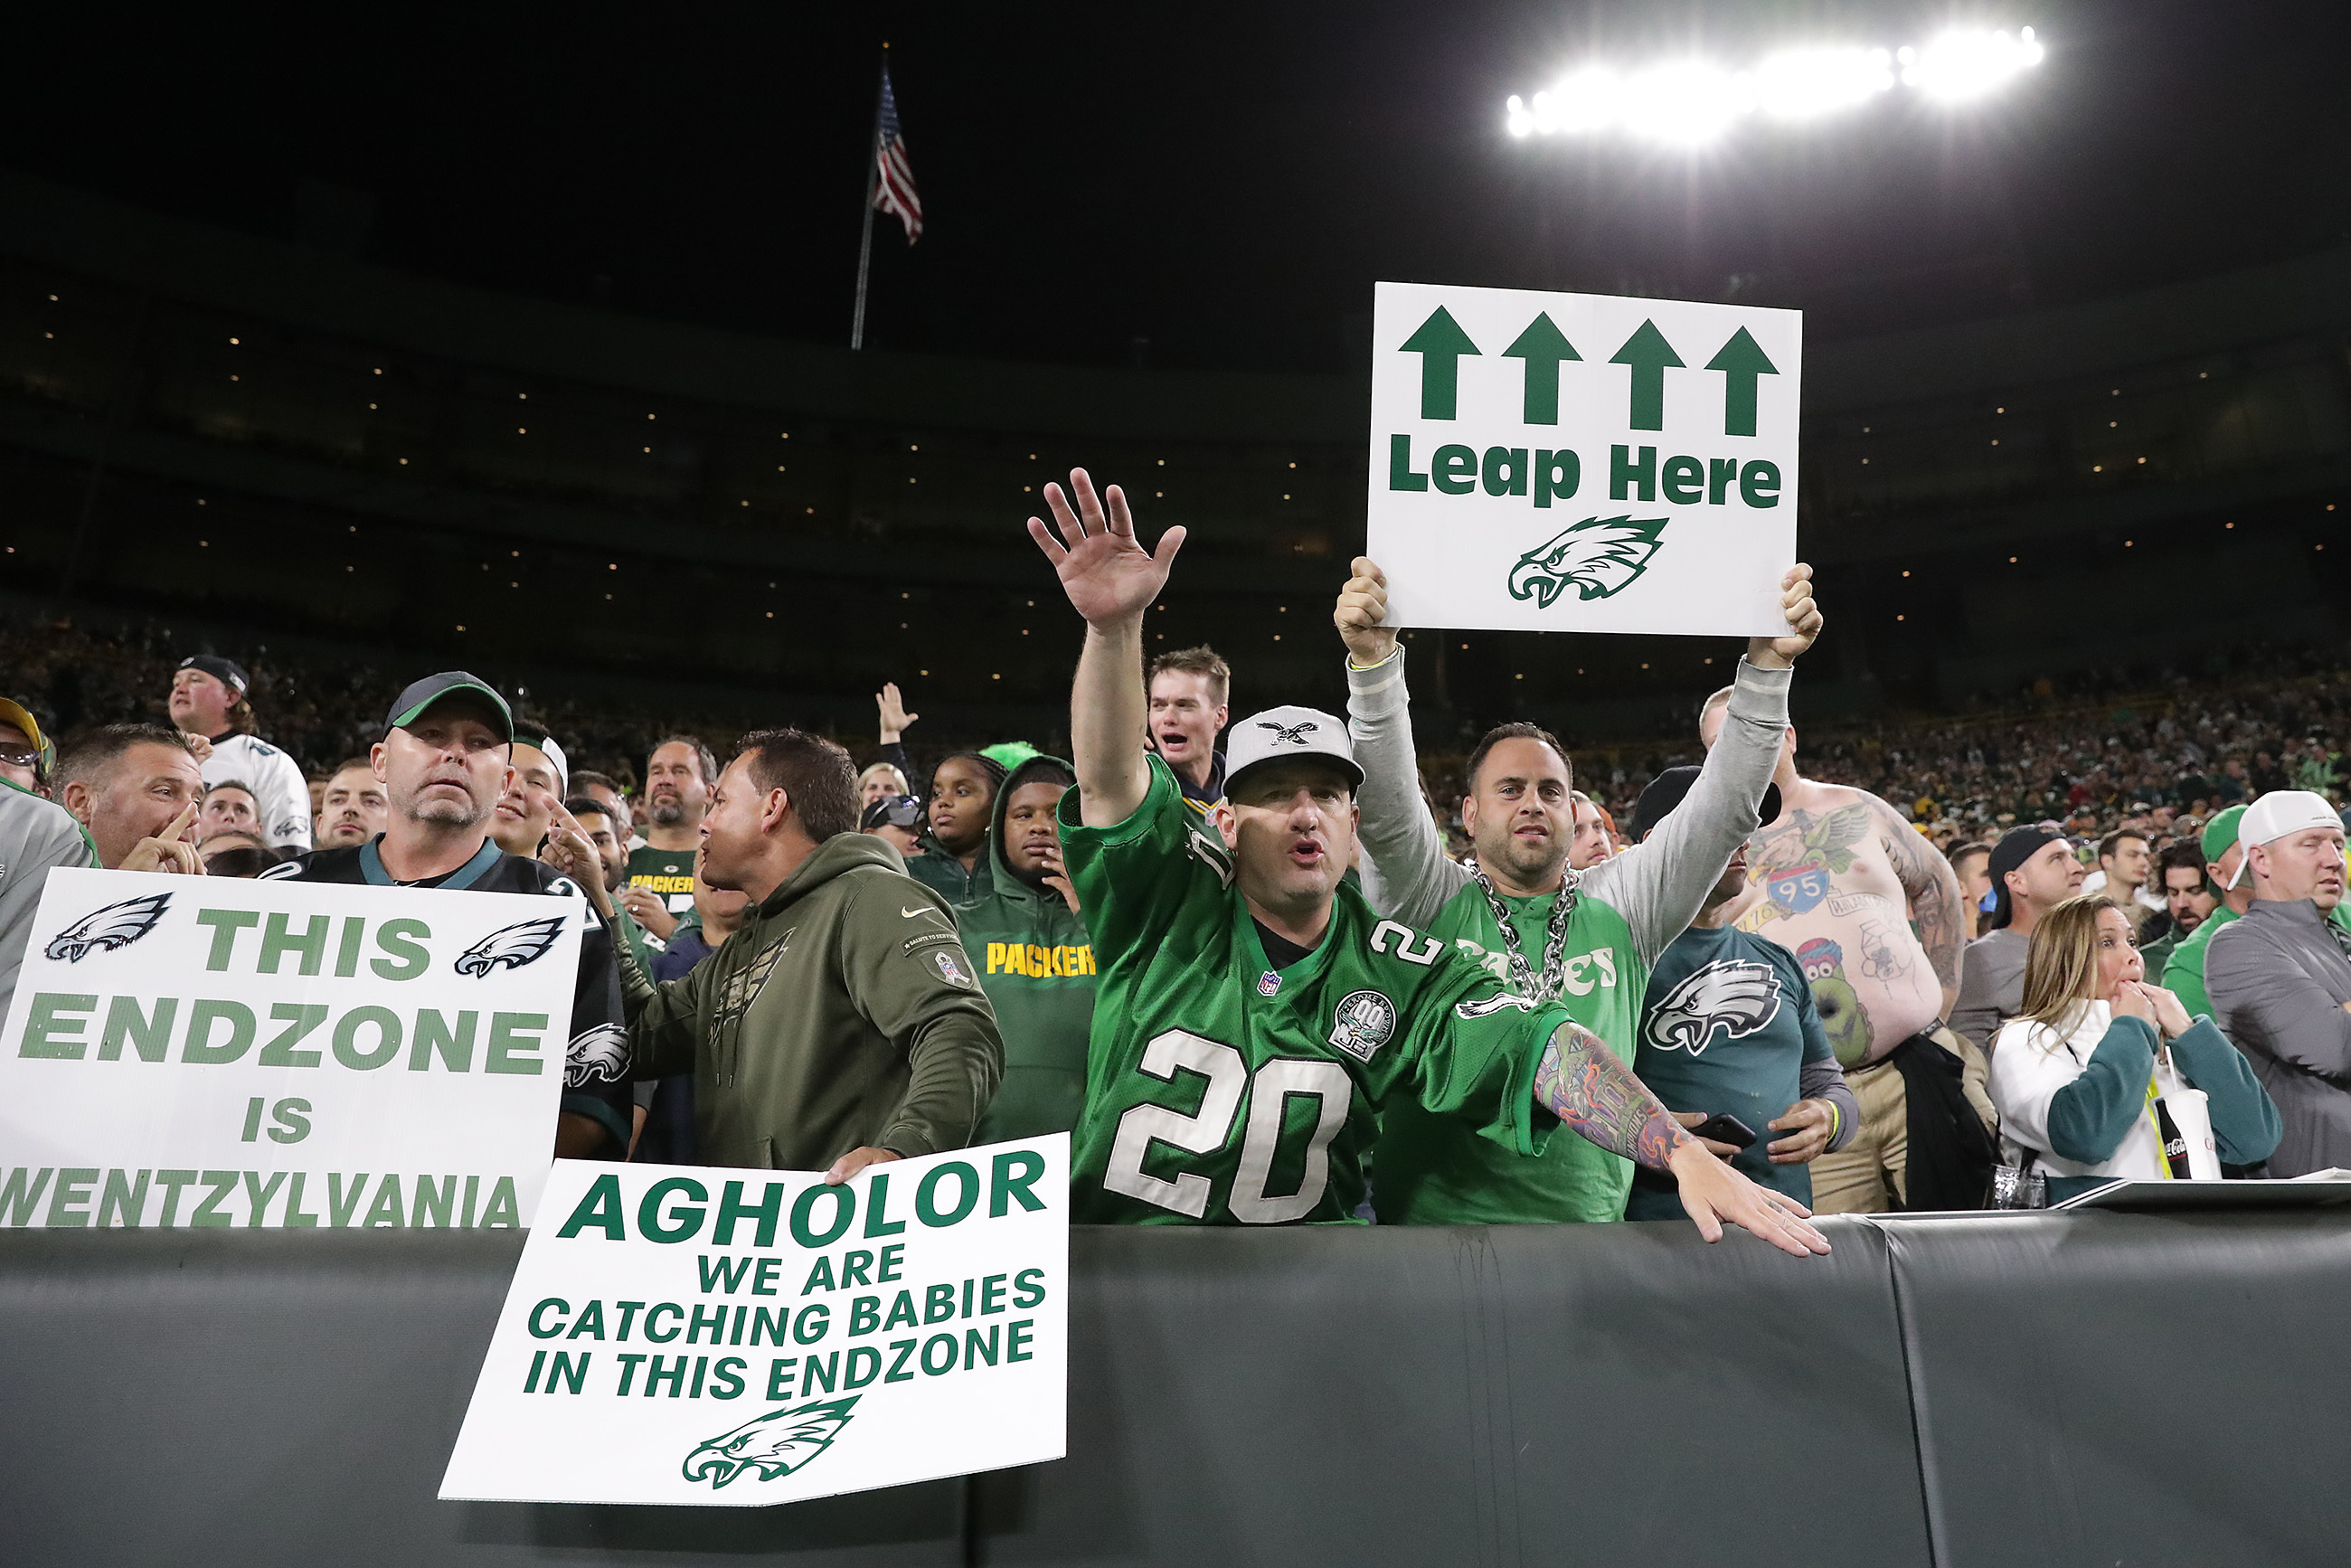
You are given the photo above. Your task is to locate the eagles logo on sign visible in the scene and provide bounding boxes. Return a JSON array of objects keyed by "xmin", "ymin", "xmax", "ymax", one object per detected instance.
[
  {"xmin": 1327, "ymin": 988, "xmax": 1396, "ymax": 1063},
  {"xmin": 454, "ymin": 915, "xmax": 568, "ymax": 977},
  {"xmin": 565, "ymin": 1024, "xmax": 629, "ymax": 1087},
  {"xmin": 682, "ymin": 1396, "xmax": 859, "ymax": 1489},
  {"xmin": 1643, "ymin": 959, "xmax": 1783, "ymax": 1056},
  {"xmin": 1507, "ymin": 515, "xmax": 1667, "ymax": 609},
  {"xmin": 43, "ymin": 893, "xmax": 172, "ymax": 962}
]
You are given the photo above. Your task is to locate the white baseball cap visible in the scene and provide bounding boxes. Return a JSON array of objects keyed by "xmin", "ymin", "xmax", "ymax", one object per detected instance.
[
  {"xmin": 1223, "ymin": 705, "xmax": 1364, "ymax": 796},
  {"xmin": 2226, "ymin": 789, "xmax": 2344, "ymax": 889}
]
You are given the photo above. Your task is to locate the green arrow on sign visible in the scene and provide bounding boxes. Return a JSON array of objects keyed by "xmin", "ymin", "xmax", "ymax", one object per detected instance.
[
  {"xmin": 1399, "ymin": 307, "xmax": 1479, "ymax": 420},
  {"xmin": 1704, "ymin": 326, "xmax": 1780, "ymax": 437},
  {"xmin": 1500, "ymin": 313, "xmax": 1581, "ymax": 425},
  {"xmin": 1608, "ymin": 319, "xmax": 1684, "ymax": 431}
]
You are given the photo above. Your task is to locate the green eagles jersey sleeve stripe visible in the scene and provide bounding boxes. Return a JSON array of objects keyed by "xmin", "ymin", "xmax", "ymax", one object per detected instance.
[{"xmin": 1059, "ymin": 756, "xmax": 1563, "ymax": 1225}]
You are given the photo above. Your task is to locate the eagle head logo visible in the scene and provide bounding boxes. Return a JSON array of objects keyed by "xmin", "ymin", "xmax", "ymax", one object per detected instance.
[
  {"xmin": 1642, "ymin": 959, "xmax": 1783, "ymax": 1056},
  {"xmin": 43, "ymin": 893, "xmax": 173, "ymax": 962},
  {"xmin": 683, "ymin": 1397, "xmax": 859, "ymax": 1489},
  {"xmin": 1507, "ymin": 515, "xmax": 1667, "ymax": 609},
  {"xmin": 453, "ymin": 915, "xmax": 567, "ymax": 977},
  {"xmin": 1257, "ymin": 719, "xmax": 1318, "ymax": 745}
]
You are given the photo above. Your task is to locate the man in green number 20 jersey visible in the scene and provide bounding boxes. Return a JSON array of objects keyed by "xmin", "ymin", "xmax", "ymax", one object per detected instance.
[{"xmin": 1025, "ymin": 467, "xmax": 1827, "ymax": 1255}]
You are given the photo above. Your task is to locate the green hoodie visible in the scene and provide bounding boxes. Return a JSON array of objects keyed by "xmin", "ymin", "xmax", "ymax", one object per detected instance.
[
  {"xmin": 609, "ymin": 831, "xmax": 1005, "ymax": 1168},
  {"xmin": 956, "ymin": 756, "xmax": 1098, "ymax": 1143}
]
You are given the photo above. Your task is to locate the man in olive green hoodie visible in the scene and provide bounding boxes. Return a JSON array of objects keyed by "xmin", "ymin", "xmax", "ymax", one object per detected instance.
[
  {"xmin": 552, "ymin": 727, "xmax": 1003, "ymax": 1183},
  {"xmin": 953, "ymin": 755, "xmax": 1097, "ymax": 1142}
]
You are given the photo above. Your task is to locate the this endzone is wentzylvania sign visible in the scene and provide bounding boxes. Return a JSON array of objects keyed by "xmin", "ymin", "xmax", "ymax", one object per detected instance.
[
  {"xmin": 439, "ymin": 1141, "xmax": 1069, "ymax": 1507},
  {"xmin": 0, "ymin": 868, "xmax": 583, "ymax": 1230},
  {"xmin": 1366, "ymin": 279, "xmax": 1801, "ymax": 637}
]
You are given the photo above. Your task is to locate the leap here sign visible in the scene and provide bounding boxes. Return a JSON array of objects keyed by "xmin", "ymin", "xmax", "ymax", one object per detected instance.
[
  {"xmin": 0, "ymin": 868, "xmax": 581, "ymax": 1231},
  {"xmin": 440, "ymin": 1142, "xmax": 1069, "ymax": 1507},
  {"xmin": 1366, "ymin": 280, "xmax": 1801, "ymax": 637}
]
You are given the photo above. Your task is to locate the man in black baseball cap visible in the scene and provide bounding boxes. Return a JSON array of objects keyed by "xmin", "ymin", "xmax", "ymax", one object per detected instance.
[
  {"xmin": 1950, "ymin": 825, "xmax": 2085, "ymax": 1052},
  {"xmin": 262, "ymin": 670, "xmax": 631, "ymax": 1159},
  {"xmin": 860, "ymin": 793, "xmax": 926, "ymax": 860},
  {"xmin": 1620, "ymin": 768, "xmax": 1859, "ymax": 1222}
]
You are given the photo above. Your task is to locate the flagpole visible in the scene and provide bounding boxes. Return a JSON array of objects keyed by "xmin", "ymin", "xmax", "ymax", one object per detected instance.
[{"xmin": 850, "ymin": 43, "xmax": 888, "ymax": 351}]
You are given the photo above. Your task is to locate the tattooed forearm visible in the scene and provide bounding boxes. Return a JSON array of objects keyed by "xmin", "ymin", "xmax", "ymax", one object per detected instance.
[
  {"xmin": 1880, "ymin": 800, "xmax": 1965, "ymax": 990},
  {"xmin": 1534, "ymin": 1021, "xmax": 1688, "ymax": 1171}
]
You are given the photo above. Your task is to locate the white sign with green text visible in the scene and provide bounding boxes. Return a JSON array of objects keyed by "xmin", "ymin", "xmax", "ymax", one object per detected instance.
[
  {"xmin": 1367, "ymin": 279, "xmax": 1801, "ymax": 636},
  {"xmin": 439, "ymin": 1142, "xmax": 1069, "ymax": 1507},
  {"xmin": 0, "ymin": 867, "xmax": 581, "ymax": 1231}
]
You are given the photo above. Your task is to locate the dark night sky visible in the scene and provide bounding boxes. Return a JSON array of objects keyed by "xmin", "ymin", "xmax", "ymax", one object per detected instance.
[{"xmin": 10, "ymin": 1, "xmax": 2350, "ymax": 372}]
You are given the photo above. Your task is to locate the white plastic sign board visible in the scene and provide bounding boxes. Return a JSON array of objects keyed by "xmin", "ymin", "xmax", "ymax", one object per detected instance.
[
  {"xmin": 0, "ymin": 867, "xmax": 581, "ymax": 1230},
  {"xmin": 1366, "ymin": 279, "xmax": 1802, "ymax": 636},
  {"xmin": 439, "ymin": 1140, "xmax": 1069, "ymax": 1507}
]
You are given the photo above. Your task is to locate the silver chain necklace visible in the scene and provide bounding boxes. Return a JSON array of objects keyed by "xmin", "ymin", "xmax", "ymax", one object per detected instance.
[{"xmin": 1463, "ymin": 857, "xmax": 1579, "ymax": 1002}]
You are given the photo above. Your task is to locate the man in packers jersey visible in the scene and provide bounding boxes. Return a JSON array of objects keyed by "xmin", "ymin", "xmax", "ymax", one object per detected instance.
[
  {"xmin": 1332, "ymin": 556, "xmax": 1819, "ymax": 1224},
  {"xmin": 1025, "ymin": 468, "xmax": 1824, "ymax": 1253}
]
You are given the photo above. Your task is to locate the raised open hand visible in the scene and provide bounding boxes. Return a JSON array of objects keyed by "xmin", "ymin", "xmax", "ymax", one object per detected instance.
[
  {"xmin": 1027, "ymin": 468, "xmax": 1185, "ymax": 629},
  {"xmin": 876, "ymin": 682, "xmax": 919, "ymax": 743},
  {"xmin": 1745, "ymin": 562, "xmax": 1823, "ymax": 670}
]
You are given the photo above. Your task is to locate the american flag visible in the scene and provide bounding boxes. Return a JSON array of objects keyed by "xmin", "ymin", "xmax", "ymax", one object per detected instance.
[{"xmin": 873, "ymin": 69, "xmax": 922, "ymax": 244}]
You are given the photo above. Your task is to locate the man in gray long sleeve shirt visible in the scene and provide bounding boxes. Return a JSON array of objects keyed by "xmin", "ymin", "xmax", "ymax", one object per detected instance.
[
  {"xmin": 1950, "ymin": 826, "xmax": 2087, "ymax": 1053},
  {"xmin": 2205, "ymin": 791, "xmax": 2351, "ymax": 1176},
  {"xmin": 1332, "ymin": 557, "xmax": 1821, "ymax": 1224}
]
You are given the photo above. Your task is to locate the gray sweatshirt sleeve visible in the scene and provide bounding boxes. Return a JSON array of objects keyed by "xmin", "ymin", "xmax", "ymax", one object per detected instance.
[
  {"xmin": 1950, "ymin": 933, "xmax": 2022, "ymax": 1054},
  {"xmin": 2208, "ymin": 919, "xmax": 2351, "ymax": 1082},
  {"xmin": 0, "ymin": 792, "xmax": 98, "ymax": 1024},
  {"xmin": 1799, "ymin": 1057, "xmax": 1862, "ymax": 1152},
  {"xmin": 1579, "ymin": 657, "xmax": 1792, "ymax": 967},
  {"xmin": 1345, "ymin": 646, "xmax": 1470, "ymax": 929}
]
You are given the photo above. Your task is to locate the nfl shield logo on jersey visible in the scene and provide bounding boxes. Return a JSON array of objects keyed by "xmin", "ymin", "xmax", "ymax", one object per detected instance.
[
  {"xmin": 1257, "ymin": 969, "xmax": 1283, "ymax": 997},
  {"xmin": 1327, "ymin": 989, "xmax": 1396, "ymax": 1063}
]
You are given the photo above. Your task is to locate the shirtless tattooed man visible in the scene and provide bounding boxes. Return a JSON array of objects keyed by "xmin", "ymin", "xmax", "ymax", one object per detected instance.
[{"xmin": 1700, "ymin": 694, "xmax": 1993, "ymax": 1212}]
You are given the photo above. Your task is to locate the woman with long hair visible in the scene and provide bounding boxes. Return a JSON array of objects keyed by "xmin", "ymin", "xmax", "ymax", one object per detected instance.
[{"xmin": 1987, "ymin": 895, "xmax": 2280, "ymax": 1203}]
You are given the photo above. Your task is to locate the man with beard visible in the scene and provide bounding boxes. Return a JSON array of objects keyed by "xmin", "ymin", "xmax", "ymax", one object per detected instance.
[
  {"xmin": 2138, "ymin": 841, "xmax": 2218, "ymax": 974},
  {"xmin": 1567, "ymin": 790, "xmax": 1613, "ymax": 871},
  {"xmin": 313, "ymin": 757, "xmax": 389, "ymax": 850},
  {"xmin": 1950, "ymin": 827, "xmax": 2089, "ymax": 1053},
  {"xmin": 1034, "ymin": 468, "xmax": 1823, "ymax": 1253},
  {"xmin": 1334, "ymin": 555, "xmax": 1819, "ymax": 1224},
  {"xmin": 1623, "ymin": 766, "xmax": 1855, "ymax": 1221},
  {"xmin": 166, "ymin": 655, "xmax": 312, "ymax": 852},
  {"xmin": 260, "ymin": 673, "xmax": 632, "ymax": 1160},
  {"xmin": 624, "ymin": 735, "xmax": 714, "ymax": 941},
  {"xmin": 949, "ymin": 754, "xmax": 1096, "ymax": 1142}
]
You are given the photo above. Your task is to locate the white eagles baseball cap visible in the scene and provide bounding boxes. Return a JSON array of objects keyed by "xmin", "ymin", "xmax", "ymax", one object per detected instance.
[
  {"xmin": 2226, "ymin": 789, "xmax": 2343, "ymax": 889},
  {"xmin": 1223, "ymin": 705, "xmax": 1364, "ymax": 796}
]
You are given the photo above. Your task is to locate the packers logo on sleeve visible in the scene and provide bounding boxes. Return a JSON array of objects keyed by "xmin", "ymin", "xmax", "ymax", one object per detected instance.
[{"xmin": 1327, "ymin": 989, "xmax": 1396, "ymax": 1063}]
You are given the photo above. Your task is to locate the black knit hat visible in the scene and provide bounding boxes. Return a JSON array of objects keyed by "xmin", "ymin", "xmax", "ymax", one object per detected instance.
[{"xmin": 1984, "ymin": 825, "xmax": 2063, "ymax": 931}]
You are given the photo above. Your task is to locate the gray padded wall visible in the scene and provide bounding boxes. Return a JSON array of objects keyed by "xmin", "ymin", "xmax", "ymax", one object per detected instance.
[{"xmin": 2, "ymin": 1212, "xmax": 2345, "ymax": 1567}]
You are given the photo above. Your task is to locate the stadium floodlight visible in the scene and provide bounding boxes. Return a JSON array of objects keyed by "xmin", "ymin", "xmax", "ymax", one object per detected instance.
[
  {"xmin": 1898, "ymin": 27, "xmax": 2045, "ymax": 101},
  {"xmin": 1752, "ymin": 46, "xmax": 1895, "ymax": 121},
  {"xmin": 1506, "ymin": 25, "xmax": 2043, "ymax": 145}
]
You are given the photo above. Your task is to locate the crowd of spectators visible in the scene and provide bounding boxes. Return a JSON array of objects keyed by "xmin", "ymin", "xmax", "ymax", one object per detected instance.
[{"xmin": 2, "ymin": 512, "xmax": 2346, "ymax": 1226}]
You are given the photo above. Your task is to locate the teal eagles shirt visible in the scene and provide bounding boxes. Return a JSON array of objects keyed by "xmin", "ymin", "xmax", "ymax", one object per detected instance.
[{"xmin": 1625, "ymin": 923, "xmax": 1832, "ymax": 1218}]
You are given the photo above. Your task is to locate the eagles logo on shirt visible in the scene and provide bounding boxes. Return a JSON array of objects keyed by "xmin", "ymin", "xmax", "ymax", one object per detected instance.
[
  {"xmin": 1327, "ymin": 989, "xmax": 1396, "ymax": 1063},
  {"xmin": 1643, "ymin": 959, "xmax": 1783, "ymax": 1056}
]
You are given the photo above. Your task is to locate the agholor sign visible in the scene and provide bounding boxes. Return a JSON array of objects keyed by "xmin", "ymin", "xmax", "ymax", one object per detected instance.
[
  {"xmin": 440, "ymin": 1142, "xmax": 1069, "ymax": 1507},
  {"xmin": 1366, "ymin": 279, "xmax": 1802, "ymax": 637}
]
